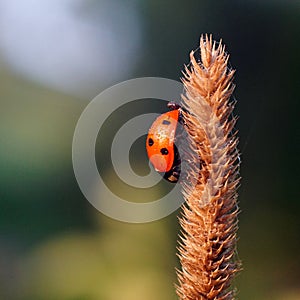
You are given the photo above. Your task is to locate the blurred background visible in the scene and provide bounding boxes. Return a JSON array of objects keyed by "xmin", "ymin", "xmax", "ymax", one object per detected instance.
[{"xmin": 0, "ymin": 0, "xmax": 299, "ymax": 299}]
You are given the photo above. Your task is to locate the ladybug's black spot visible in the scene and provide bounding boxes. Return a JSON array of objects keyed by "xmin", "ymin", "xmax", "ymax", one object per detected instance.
[
  {"xmin": 162, "ymin": 120, "xmax": 171, "ymax": 125},
  {"xmin": 148, "ymin": 138, "xmax": 154, "ymax": 146},
  {"xmin": 160, "ymin": 148, "xmax": 169, "ymax": 155}
]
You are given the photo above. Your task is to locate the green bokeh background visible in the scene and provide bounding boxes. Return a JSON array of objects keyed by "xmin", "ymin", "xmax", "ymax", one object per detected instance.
[{"xmin": 1, "ymin": 1, "xmax": 299, "ymax": 299}]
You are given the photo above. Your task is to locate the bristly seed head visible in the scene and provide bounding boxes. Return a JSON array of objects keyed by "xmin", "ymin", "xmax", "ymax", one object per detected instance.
[{"xmin": 176, "ymin": 34, "xmax": 241, "ymax": 300}]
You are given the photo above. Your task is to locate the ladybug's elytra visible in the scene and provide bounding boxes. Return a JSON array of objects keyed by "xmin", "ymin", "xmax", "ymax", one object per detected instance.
[{"xmin": 146, "ymin": 103, "xmax": 182, "ymax": 183}]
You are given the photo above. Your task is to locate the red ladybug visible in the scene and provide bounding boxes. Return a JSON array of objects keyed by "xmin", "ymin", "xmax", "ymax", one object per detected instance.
[{"xmin": 146, "ymin": 103, "xmax": 182, "ymax": 183}]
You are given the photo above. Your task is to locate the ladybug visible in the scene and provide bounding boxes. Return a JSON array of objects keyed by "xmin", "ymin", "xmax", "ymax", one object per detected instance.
[{"xmin": 146, "ymin": 103, "xmax": 182, "ymax": 183}]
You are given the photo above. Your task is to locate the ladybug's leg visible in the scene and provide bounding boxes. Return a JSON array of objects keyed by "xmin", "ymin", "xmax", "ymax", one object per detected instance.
[
  {"xmin": 168, "ymin": 159, "xmax": 181, "ymax": 183},
  {"xmin": 172, "ymin": 148, "xmax": 181, "ymax": 178},
  {"xmin": 164, "ymin": 166, "xmax": 180, "ymax": 183},
  {"xmin": 167, "ymin": 101, "xmax": 188, "ymax": 126},
  {"xmin": 163, "ymin": 145, "xmax": 181, "ymax": 183},
  {"xmin": 177, "ymin": 108, "xmax": 186, "ymax": 126}
]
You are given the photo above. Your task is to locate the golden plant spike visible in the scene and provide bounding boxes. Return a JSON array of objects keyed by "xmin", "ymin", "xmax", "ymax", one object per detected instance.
[{"xmin": 176, "ymin": 34, "xmax": 241, "ymax": 300}]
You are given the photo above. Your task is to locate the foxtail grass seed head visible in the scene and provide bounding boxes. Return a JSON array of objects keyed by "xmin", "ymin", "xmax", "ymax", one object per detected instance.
[{"xmin": 176, "ymin": 35, "xmax": 241, "ymax": 300}]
